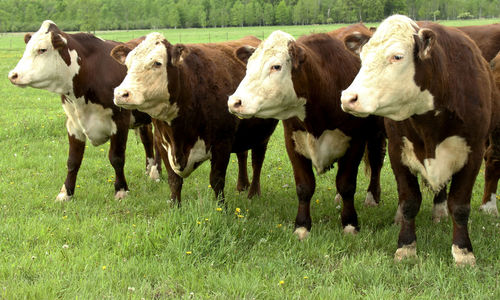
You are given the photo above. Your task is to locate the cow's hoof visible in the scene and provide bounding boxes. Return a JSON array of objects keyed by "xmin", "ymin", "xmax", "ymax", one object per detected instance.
[
  {"xmin": 364, "ymin": 192, "xmax": 378, "ymax": 207},
  {"xmin": 115, "ymin": 189, "xmax": 129, "ymax": 200},
  {"xmin": 479, "ymin": 196, "xmax": 498, "ymax": 216},
  {"xmin": 293, "ymin": 227, "xmax": 309, "ymax": 241},
  {"xmin": 343, "ymin": 225, "xmax": 358, "ymax": 235},
  {"xmin": 55, "ymin": 185, "xmax": 71, "ymax": 202},
  {"xmin": 394, "ymin": 205, "xmax": 403, "ymax": 225},
  {"xmin": 432, "ymin": 201, "xmax": 449, "ymax": 223},
  {"xmin": 334, "ymin": 193, "xmax": 342, "ymax": 204},
  {"xmin": 394, "ymin": 242, "xmax": 417, "ymax": 262},
  {"xmin": 149, "ymin": 164, "xmax": 161, "ymax": 182},
  {"xmin": 452, "ymin": 245, "xmax": 476, "ymax": 267}
]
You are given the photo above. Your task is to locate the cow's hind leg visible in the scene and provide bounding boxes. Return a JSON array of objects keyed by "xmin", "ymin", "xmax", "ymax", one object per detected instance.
[
  {"xmin": 209, "ymin": 147, "xmax": 231, "ymax": 203},
  {"xmin": 109, "ymin": 127, "xmax": 129, "ymax": 199},
  {"xmin": 248, "ymin": 139, "xmax": 269, "ymax": 198},
  {"xmin": 236, "ymin": 151, "xmax": 250, "ymax": 192},
  {"xmin": 480, "ymin": 141, "xmax": 500, "ymax": 215},
  {"xmin": 432, "ymin": 187, "xmax": 448, "ymax": 223},
  {"xmin": 139, "ymin": 123, "xmax": 161, "ymax": 181},
  {"xmin": 56, "ymin": 133, "xmax": 86, "ymax": 202}
]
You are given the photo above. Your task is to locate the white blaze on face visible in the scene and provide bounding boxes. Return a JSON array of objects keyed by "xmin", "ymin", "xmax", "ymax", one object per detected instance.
[
  {"xmin": 161, "ymin": 135, "xmax": 211, "ymax": 178},
  {"xmin": 341, "ymin": 15, "xmax": 434, "ymax": 121},
  {"xmin": 401, "ymin": 135, "xmax": 471, "ymax": 192},
  {"xmin": 9, "ymin": 20, "xmax": 80, "ymax": 94},
  {"xmin": 228, "ymin": 30, "xmax": 306, "ymax": 120},
  {"xmin": 114, "ymin": 32, "xmax": 179, "ymax": 124},
  {"xmin": 292, "ymin": 129, "xmax": 351, "ymax": 174}
]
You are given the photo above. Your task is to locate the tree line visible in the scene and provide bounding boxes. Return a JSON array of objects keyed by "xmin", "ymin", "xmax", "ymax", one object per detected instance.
[{"xmin": 0, "ymin": 0, "xmax": 499, "ymax": 32}]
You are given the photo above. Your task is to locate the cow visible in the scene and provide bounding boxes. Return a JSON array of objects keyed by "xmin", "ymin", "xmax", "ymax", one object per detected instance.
[
  {"xmin": 8, "ymin": 20, "xmax": 160, "ymax": 201},
  {"xmin": 457, "ymin": 23, "xmax": 500, "ymax": 62},
  {"xmin": 227, "ymin": 29, "xmax": 387, "ymax": 240},
  {"xmin": 110, "ymin": 32, "xmax": 278, "ymax": 203},
  {"xmin": 340, "ymin": 15, "xmax": 500, "ymax": 266}
]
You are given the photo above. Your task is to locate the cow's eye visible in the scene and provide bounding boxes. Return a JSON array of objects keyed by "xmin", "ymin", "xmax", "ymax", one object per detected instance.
[
  {"xmin": 271, "ymin": 65, "xmax": 281, "ymax": 72},
  {"xmin": 153, "ymin": 61, "xmax": 162, "ymax": 67},
  {"xmin": 38, "ymin": 49, "xmax": 47, "ymax": 54},
  {"xmin": 391, "ymin": 55, "xmax": 404, "ymax": 62}
]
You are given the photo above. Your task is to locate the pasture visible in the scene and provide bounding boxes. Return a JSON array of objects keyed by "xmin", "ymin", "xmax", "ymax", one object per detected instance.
[{"xmin": 0, "ymin": 20, "xmax": 499, "ymax": 298}]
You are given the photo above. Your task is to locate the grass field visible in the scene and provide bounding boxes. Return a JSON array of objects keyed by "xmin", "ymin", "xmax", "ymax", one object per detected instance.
[{"xmin": 0, "ymin": 20, "xmax": 499, "ymax": 299}]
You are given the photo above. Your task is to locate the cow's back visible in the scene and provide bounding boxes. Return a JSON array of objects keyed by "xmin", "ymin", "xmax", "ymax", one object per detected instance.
[{"xmin": 457, "ymin": 23, "xmax": 500, "ymax": 61}]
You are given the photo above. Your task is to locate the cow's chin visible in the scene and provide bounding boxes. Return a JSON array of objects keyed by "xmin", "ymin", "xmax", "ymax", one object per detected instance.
[
  {"xmin": 340, "ymin": 104, "xmax": 370, "ymax": 118},
  {"xmin": 114, "ymin": 98, "xmax": 142, "ymax": 110}
]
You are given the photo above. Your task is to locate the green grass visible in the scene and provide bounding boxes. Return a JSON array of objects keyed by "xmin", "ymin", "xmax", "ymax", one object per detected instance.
[{"xmin": 1, "ymin": 21, "xmax": 500, "ymax": 299}]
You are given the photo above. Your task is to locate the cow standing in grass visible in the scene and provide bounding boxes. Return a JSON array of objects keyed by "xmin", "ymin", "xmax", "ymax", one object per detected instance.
[
  {"xmin": 110, "ymin": 33, "xmax": 278, "ymax": 202},
  {"xmin": 8, "ymin": 20, "xmax": 160, "ymax": 201},
  {"xmin": 341, "ymin": 15, "xmax": 500, "ymax": 265},
  {"xmin": 227, "ymin": 29, "xmax": 386, "ymax": 239}
]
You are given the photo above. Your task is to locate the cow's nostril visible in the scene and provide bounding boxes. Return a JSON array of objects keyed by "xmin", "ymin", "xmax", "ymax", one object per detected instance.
[
  {"xmin": 233, "ymin": 99, "xmax": 242, "ymax": 108},
  {"xmin": 349, "ymin": 94, "xmax": 358, "ymax": 104},
  {"xmin": 9, "ymin": 73, "xmax": 18, "ymax": 81},
  {"xmin": 122, "ymin": 92, "xmax": 129, "ymax": 98}
]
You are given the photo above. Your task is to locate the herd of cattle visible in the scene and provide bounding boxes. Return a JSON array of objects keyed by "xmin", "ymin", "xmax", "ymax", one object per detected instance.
[{"xmin": 7, "ymin": 15, "xmax": 500, "ymax": 266}]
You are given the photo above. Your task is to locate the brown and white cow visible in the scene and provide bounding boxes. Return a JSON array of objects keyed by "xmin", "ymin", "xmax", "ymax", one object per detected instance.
[
  {"xmin": 110, "ymin": 33, "xmax": 278, "ymax": 202},
  {"xmin": 227, "ymin": 29, "xmax": 386, "ymax": 239},
  {"xmin": 341, "ymin": 15, "xmax": 500, "ymax": 265},
  {"xmin": 458, "ymin": 23, "xmax": 500, "ymax": 62},
  {"xmin": 8, "ymin": 20, "xmax": 160, "ymax": 201}
]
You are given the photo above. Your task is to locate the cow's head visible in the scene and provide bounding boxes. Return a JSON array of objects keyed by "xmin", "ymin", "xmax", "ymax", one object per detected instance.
[
  {"xmin": 341, "ymin": 15, "xmax": 435, "ymax": 121},
  {"xmin": 112, "ymin": 32, "xmax": 179, "ymax": 123},
  {"xmin": 8, "ymin": 20, "xmax": 80, "ymax": 94},
  {"xmin": 228, "ymin": 30, "xmax": 307, "ymax": 121}
]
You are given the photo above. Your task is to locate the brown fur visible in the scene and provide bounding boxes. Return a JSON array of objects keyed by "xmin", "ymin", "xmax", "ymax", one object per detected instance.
[{"xmin": 457, "ymin": 23, "xmax": 500, "ymax": 61}]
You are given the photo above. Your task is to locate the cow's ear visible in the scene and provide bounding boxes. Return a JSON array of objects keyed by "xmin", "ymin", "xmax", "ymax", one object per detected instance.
[
  {"xmin": 163, "ymin": 40, "xmax": 174, "ymax": 66},
  {"xmin": 110, "ymin": 45, "xmax": 132, "ymax": 65},
  {"xmin": 171, "ymin": 44, "xmax": 189, "ymax": 66},
  {"xmin": 24, "ymin": 33, "xmax": 32, "ymax": 44},
  {"xmin": 344, "ymin": 32, "xmax": 371, "ymax": 55},
  {"xmin": 369, "ymin": 27, "xmax": 377, "ymax": 33},
  {"xmin": 235, "ymin": 46, "xmax": 256, "ymax": 64},
  {"xmin": 51, "ymin": 32, "xmax": 67, "ymax": 49},
  {"xmin": 288, "ymin": 41, "xmax": 306, "ymax": 69},
  {"xmin": 414, "ymin": 28, "xmax": 436, "ymax": 60}
]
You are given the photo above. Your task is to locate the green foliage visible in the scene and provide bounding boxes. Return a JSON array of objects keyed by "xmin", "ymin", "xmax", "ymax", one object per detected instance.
[{"xmin": 1, "ymin": 0, "xmax": 500, "ymax": 31}]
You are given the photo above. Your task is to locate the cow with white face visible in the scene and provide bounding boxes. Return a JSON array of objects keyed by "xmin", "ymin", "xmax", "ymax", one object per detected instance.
[
  {"xmin": 229, "ymin": 30, "xmax": 387, "ymax": 239},
  {"xmin": 111, "ymin": 32, "xmax": 278, "ymax": 202},
  {"xmin": 8, "ymin": 20, "xmax": 160, "ymax": 201},
  {"xmin": 341, "ymin": 15, "xmax": 500, "ymax": 266}
]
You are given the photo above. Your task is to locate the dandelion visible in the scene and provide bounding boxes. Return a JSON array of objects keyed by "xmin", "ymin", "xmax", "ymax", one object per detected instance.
[
  {"xmin": 100, "ymin": 149, "xmax": 104, "ymax": 152},
  {"xmin": 327, "ymin": 187, "xmax": 332, "ymax": 190},
  {"xmin": 186, "ymin": 251, "xmax": 192, "ymax": 255},
  {"xmin": 132, "ymin": 224, "xmax": 136, "ymax": 227},
  {"xmin": 237, "ymin": 215, "xmax": 244, "ymax": 218},
  {"xmin": 279, "ymin": 280, "xmax": 285, "ymax": 285},
  {"xmin": 102, "ymin": 266, "xmax": 107, "ymax": 270},
  {"xmin": 278, "ymin": 167, "xmax": 282, "ymax": 170},
  {"xmin": 108, "ymin": 179, "xmax": 113, "ymax": 182},
  {"xmin": 197, "ymin": 221, "xmax": 201, "ymax": 225},
  {"xmin": 303, "ymin": 276, "xmax": 308, "ymax": 279},
  {"xmin": 277, "ymin": 224, "xmax": 282, "ymax": 228},
  {"xmin": 205, "ymin": 218, "xmax": 209, "ymax": 221},
  {"xmin": 208, "ymin": 184, "xmax": 212, "ymax": 188},
  {"xmin": 235, "ymin": 208, "xmax": 241, "ymax": 213},
  {"xmin": 62, "ymin": 215, "xmax": 68, "ymax": 219},
  {"xmin": 216, "ymin": 207, "xmax": 223, "ymax": 212},
  {"xmin": 76, "ymin": 185, "xmax": 80, "ymax": 188},
  {"xmin": 315, "ymin": 199, "xmax": 320, "ymax": 204}
]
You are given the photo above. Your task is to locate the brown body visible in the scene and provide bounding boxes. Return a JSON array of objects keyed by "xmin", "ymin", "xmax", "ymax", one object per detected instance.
[
  {"xmin": 117, "ymin": 36, "xmax": 278, "ymax": 202},
  {"xmin": 457, "ymin": 23, "xmax": 500, "ymax": 61},
  {"xmin": 283, "ymin": 32, "xmax": 385, "ymax": 233}
]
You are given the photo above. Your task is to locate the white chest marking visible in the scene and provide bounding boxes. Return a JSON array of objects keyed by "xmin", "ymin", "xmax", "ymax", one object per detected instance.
[
  {"xmin": 292, "ymin": 129, "xmax": 351, "ymax": 174},
  {"xmin": 161, "ymin": 135, "xmax": 211, "ymax": 178},
  {"xmin": 401, "ymin": 136, "xmax": 471, "ymax": 192},
  {"xmin": 62, "ymin": 97, "xmax": 117, "ymax": 146}
]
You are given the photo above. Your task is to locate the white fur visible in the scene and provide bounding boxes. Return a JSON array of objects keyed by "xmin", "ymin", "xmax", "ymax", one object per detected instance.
[
  {"xmin": 293, "ymin": 227, "xmax": 309, "ymax": 241},
  {"xmin": 115, "ymin": 189, "xmax": 129, "ymax": 200},
  {"xmin": 334, "ymin": 193, "xmax": 342, "ymax": 204},
  {"xmin": 146, "ymin": 157, "xmax": 160, "ymax": 182},
  {"xmin": 401, "ymin": 136, "xmax": 471, "ymax": 192},
  {"xmin": 452, "ymin": 244, "xmax": 476, "ymax": 267},
  {"xmin": 341, "ymin": 15, "xmax": 435, "ymax": 121},
  {"xmin": 228, "ymin": 30, "xmax": 306, "ymax": 121},
  {"xmin": 394, "ymin": 241, "xmax": 417, "ymax": 262},
  {"xmin": 364, "ymin": 192, "xmax": 378, "ymax": 206},
  {"xmin": 292, "ymin": 129, "xmax": 351, "ymax": 174},
  {"xmin": 162, "ymin": 135, "xmax": 211, "ymax": 178},
  {"xmin": 62, "ymin": 99, "xmax": 117, "ymax": 146},
  {"xmin": 55, "ymin": 184, "xmax": 71, "ymax": 202},
  {"xmin": 343, "ymin": 225, "xmax": 358, "ymax": 235},
  {"xmin": 9, "ymin": 20, "xmax": 80, "ymax": 94},
  {"xmin": 114, "ymin": 32, "xmax": 179, "ymax": 124},
  {"xmin": 394, "ymin": 204, "xmax": 403, "ymax": 225},
  {"xmin": 479, "ymin": 194, "xmax": 499, "ymax": 216},
  {"xmin": 432, "ymin": 201, "xmax": 449, "ymax": 223}
]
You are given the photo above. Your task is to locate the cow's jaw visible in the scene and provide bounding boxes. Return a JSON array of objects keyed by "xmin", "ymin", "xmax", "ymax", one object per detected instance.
[
  {"xmin": 228, "ymin": 30, "xmax": 306, "ymax": 121},
  {"xmin": 341, "ymin": 15, "xmax": 434, "ymax": 121},
  {"xmin": 9, "ymin": 21, "xmax": 80, "ymax": 95},
  {"xmin": 114, "ymin": 33, "xmax": 178, "ymax": 123}
]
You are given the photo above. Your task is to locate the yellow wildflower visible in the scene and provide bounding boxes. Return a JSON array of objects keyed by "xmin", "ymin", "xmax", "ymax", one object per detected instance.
[
  {"xmin": 186, "ymin": 251, "xmax": 192, "ymax": 255},
  {"xmin": 216, "ymin": 207, "xmax": 223, "ymax": 212}
]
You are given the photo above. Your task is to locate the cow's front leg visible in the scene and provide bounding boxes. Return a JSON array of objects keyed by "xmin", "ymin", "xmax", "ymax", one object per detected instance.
[
  {"xmin": 364, "ymin": 132, "xmax": 386, "ymax": 206},
  {"xmin": 336, "ymin": 139, "xmax": 365, "ymax": 234},
  {"xmin": 248, "ymin": 140, "xmax": 269, "ymax": 198},
  {"xmin": 139, "ymin": 123, "xmax": 161, "ymax": 181},
  {"xmin": 109, "ymin": 127, "xmax": 129, "ymax": 199},
  {"xmin": 448, "ymin": 151, "xmax": 483, "ymax": 266},
  {"xmin": 209, "ymin": 147, "xmax": 231, "ymax": 203},
  {"xmin": 236, "ymin": 151, "xmax": 250, "ymax": 192},
  {"xmin": 432, "ymin": 187, "xmax": 448, "ymax": 223},
  {"xmin": 480, "ymin": 142, "xmax": 500, "ymax": 215},
  {"xmin": 56, "ymin": 133, "xmax": 86, "ymax": 202}
]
